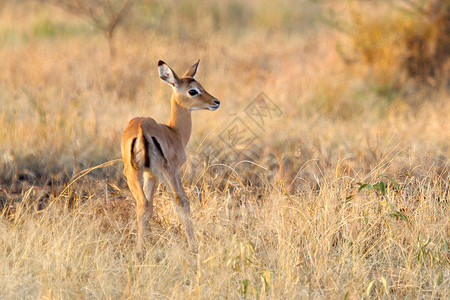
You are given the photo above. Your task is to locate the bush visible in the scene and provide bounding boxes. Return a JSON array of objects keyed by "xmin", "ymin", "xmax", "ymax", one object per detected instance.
[{"xmin": 335, "ymin": 0, "xmax": 449, "ymax": 90}]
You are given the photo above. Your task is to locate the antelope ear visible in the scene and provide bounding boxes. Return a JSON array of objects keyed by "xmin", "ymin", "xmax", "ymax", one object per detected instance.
[
  {"xmin": 182, "ymin": 60, "xmax": 200, "ymax": 78},
  {"xmin": 158, "ymin": 60, "xmax": 179, "ymax": 87}
]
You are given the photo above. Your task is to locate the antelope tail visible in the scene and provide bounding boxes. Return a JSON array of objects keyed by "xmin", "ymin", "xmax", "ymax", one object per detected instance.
[
  {"xmin": 131, "ymin": 126, "xmax": 150, "ymax": 169},
  {"xmin": 131, "ymin": 126, "xmax": 166, "ymax": 170}
]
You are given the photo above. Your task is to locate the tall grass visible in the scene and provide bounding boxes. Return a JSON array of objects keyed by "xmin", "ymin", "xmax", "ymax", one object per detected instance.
[{"xmin": 1, "ymin": 162, "xmax": 448, "ymax": 298}]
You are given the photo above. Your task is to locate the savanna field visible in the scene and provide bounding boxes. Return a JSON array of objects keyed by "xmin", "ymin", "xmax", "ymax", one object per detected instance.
[{"xmin": 0, "ymin": 0, "xmax": 449, "ymax": 298}]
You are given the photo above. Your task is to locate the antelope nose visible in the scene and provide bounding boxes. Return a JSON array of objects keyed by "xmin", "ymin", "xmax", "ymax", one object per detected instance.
[{"xmin": 214, "ymin": 99, "xmax": 220, "ymax": 105}]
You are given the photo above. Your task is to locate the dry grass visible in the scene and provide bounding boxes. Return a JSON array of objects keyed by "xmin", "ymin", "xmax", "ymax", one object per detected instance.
[{"xmin": 0, "ymin": 1, "xmax": 449, "ymax": 299}]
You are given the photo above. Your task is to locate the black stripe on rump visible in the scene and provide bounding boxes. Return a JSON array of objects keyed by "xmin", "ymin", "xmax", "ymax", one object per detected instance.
[
  {"xmin": 151, "ymin": 136, "xmax": 166, "ymax": 161},
  {"xmin": 130, "ymin": 137, "xmax": 138, "ymax": 169},
  {"xmin": 143, "ymin": 135, "xmax": 150, "ymax": 168}
]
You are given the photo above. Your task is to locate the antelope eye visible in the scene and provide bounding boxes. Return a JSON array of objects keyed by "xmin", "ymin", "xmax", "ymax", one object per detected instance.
[{"xmin": 188, "ymin": 89, "xmax": 198, "ymax": 96}]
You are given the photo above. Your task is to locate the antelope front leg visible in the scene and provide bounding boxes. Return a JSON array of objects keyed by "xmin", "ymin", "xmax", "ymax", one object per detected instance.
[{"xmin": 165, "ymin": 171, "xmax": 197, "ymax": 252}]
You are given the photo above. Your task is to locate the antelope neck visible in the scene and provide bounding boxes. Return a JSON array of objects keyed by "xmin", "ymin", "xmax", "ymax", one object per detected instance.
[{"xmin": 168, "ymin": 94, "xmax": 192, "ymax": 147}]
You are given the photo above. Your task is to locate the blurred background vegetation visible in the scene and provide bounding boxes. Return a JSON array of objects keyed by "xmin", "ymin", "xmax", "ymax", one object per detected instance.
[{"xmin": 0, "ymin": 0, "xmax": 448, "ymax": 188}]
